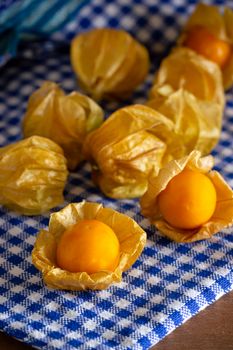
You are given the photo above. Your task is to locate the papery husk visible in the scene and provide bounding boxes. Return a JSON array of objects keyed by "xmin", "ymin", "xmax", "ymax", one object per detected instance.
[
  {"xmin": 32, "ymin": 202, "xmax": 147, "ymax": 290},
  {"xmin": 147, "ymin": 86, "xmax": 222, "ymax": 155},
  {"xmin": 178, "ymin": 3, "xmax": 233, "ymax": 90},
  {"xmin": 140, "ymin": 151, "xmax": 233, "ymax": 243},
  {"xmin": 151, "ymin": 47, "xmax": 224, "ymax": 107},
  {"xmin": 0, "ymin": 136, "xmax": 68, "ymax": 215},
  {"xmin": 71, "ymin": 28, "xmax": 149, "ymax": 100},
  {"xmin": 83, "ymin": 104, "xmax": 182, "ymax": 199},
  {"xmin": 222, "ymin": 8, "xmax": 233, "ymax": 90},
  {"xmin": 23, "ymin": 81, "xmax": 104, "ymax": 170}
]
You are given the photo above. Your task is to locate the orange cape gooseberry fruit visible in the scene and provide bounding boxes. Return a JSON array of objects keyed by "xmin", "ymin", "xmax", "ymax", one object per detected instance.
[
  {"xmin": 184, "ymin": 26, "xmax": 231, "ymax": 68},
  {"xmin": 32, "ymin": 202, "xmax": 147, "ymax": 290},
  {"xmin": 158, "ymin": 168, "xmax": 217, "ymax": 229},
  {"xmin": 56, "ymin": 219, "xmax": 120, "ymax": 274}
]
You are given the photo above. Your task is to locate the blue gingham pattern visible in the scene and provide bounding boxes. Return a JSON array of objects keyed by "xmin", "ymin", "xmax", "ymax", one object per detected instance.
[{"xmin": 0, "ymin": 0, "xmax": 233, "ymax": 349}]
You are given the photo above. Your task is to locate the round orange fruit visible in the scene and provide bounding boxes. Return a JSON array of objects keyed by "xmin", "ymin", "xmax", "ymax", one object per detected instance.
[
  {"xmin": 184, "ymin": 26, "xmax": 231, "ymax": 68},
  {"xmin": 56, "ymin": 219, "xmax": 120, "ymax": 274},
  {"xmin": 158, "ymin": 168, "xmax": 217, "ymax": 229}
]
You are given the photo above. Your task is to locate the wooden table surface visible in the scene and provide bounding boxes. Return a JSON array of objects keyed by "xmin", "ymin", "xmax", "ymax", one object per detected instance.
[{"xmin": 1, "ymin": 290, "xmax": 233, "ymax": 350}]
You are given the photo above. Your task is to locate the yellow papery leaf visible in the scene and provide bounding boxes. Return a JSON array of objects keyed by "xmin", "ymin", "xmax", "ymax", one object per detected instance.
[
  {"xmin": 178, "ymin": 3, "xmax": 233, "ymax": 89},
  {"xmin": 23, "ymin": 81, "xmax": 104, "ymax": 170},
  {"xmin": 151, "ymin": 47, "xmax": 224, "ymax": 106},
  {"xmin": 148, "ymin": 87, "xmax": 222, "ymax": 156},
  {"xmin": 83, "ymin": 104, "xmax": 177, "ymax": 198},
  {"xmin": 140, "ymin": 151, "xmax": 233, "ymax": 242},
  {"xmin": 0, "ymin": 136, "xmax": 68, "ymax": 215},
  {"xmin": 71, "ymin": 28, "xmax": 149, "ymax": 100},
  {"xmin": 32, "ymin": 202, "xmax": 147, "ymax": 290}
]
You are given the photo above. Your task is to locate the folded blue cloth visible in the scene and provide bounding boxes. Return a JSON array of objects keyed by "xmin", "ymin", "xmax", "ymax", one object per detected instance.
[{"xmin": 0, "ymin": 0, "xmax": 89, "ymax": 65}]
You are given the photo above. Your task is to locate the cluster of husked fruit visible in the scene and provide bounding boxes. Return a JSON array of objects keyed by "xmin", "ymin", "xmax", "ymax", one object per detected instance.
[{"xmin": 1, "ymin": 4, "xmax": 233, "ymax": 290}]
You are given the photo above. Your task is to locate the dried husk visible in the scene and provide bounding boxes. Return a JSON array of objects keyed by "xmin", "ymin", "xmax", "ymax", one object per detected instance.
[
  {"xmin": 0, "ymin": 136, "xmax": 68, "ymax": 215},
  {"xmin": 32, "ymin": 202, "xmax": 147, "ymax": 290},
  {"xmin": 83, "ymin": 104, "xmax": 181, "ymax": 199},
  {"xmin": 178, "ymin": 3, "xmax": 233, "ymax": 90},
  {"xmin": 147, "ymin": 86, "xmax": 222, "ymax": 156},
  {"xmin": 140, "ymin": 151, "xmax": 233, "ymax": 243},
  {"xmin": 71, "ymin": 28, "xmax": 149, "ymax": 100},
  {"xmin": 150, "ymin": 47, "xmax": 224, "ymax": 107},
  {"xmin": 23, "ymin": 81, "xmax": 104, "ymax": 170}
]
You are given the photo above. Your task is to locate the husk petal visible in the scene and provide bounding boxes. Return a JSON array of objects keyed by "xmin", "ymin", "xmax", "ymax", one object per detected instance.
[
  {"xmin": 32, "ymin": 202, "xmax": 147, "ymax": 290},
  {"xmin": 151, "ymin": 47, "xmax": 224, "ymax": 107},
  {"xmin": 140, "ymin": 151, "xmax": 233, "ymax": 242},
  {"xmin": 83, "ymin": 104, "xmax": 179, "ymax": 198},
  {"xmin": 178, "ymin": 3, "xmax": 233, "ymax": 89},
  {"xmin": 23, "ymin": 81, "xmax": 104, "ymax": 170},
  {"xmin": 147, "ymin": 86, "xmax": 222, "ymax": 156},
  {"xmin": 71, "ymin": 28, "xmax": 149, "ymax": 100},
  {"xmin": 0, "ymin": 136, "xmax": 68, "ymax": 215}
]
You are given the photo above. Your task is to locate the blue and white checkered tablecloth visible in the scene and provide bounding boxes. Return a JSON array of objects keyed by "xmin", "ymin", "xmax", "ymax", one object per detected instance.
[{"xmin": 0, "ymin": 0, "xmax": 233, "ymax": 349}]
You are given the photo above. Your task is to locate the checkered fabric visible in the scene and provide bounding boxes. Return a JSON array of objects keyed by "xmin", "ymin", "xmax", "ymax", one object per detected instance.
[{"xmin": 0, "ymin": 0, "xmax": 233, "ymax": 349}]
